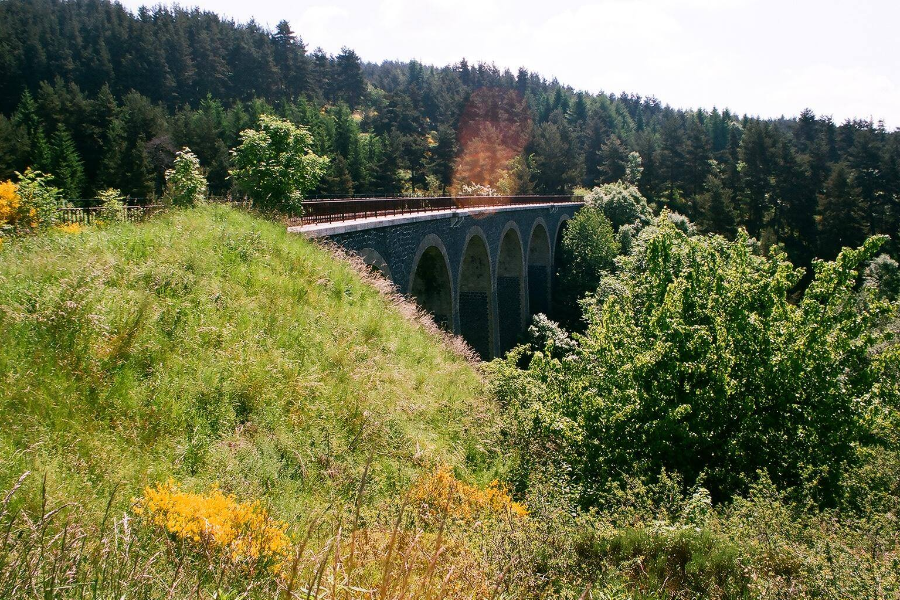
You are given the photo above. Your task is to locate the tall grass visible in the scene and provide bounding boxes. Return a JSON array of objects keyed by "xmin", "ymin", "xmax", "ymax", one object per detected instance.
[{"xmin": 0, "ymin": 471, "xmax": 514, "ymax": 600}]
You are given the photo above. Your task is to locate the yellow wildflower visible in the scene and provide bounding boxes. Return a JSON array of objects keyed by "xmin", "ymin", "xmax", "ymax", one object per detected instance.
[
  {"xmin": 410, "ymin": 466, "xmax": 528, "ymax": 523},
  {"xmin": 134, "ymin": 480, "xmax": 292, "ymax": 569},
  {"xmin": 56, "ymin": 222, "xmax": 83, "ymax": 234}
]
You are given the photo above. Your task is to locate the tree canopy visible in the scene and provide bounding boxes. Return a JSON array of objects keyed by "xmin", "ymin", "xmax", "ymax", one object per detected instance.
[{"xmin": 0, "ymin": 0, "xmax": 897, "ymax": 266}]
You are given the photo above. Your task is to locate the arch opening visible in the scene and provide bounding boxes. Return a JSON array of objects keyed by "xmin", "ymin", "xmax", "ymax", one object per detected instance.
[
  {"xmin": 458, "ymin": 234, "xmax": 494, "ymax": 360},
  {"xmin": 551, "ymin": 217, "xmax": 572, "ymax": 323},
  {"xmin": 410, "ymin": 246, "xmax": 453, "ymax": 331},
  {"xmin": 497, "ymin": 227, "xmax": 525, "ymax": 355},
  {"xmin": 527, "ymin": 223, "xmax": 551, "ymax": 317}
]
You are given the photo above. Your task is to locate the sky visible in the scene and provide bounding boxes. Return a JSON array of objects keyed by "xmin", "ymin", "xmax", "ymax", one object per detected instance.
[{"xmin": 118, "ymin": 0, "xmax": 900, "ymax": 128}]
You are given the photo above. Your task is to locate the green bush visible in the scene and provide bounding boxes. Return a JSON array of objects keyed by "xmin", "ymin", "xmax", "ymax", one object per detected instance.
[
  {"xmin": 584, "ymin": 182, "xmax": 653, "ymax": 231},
  {"xmin": 98, "ymin": 187, "xmax": 125, "ymax": 223},
  {"xmin": 497, "ymin": 213, "xmax": 896, "ymax": 505},
  {"xmin": 165, "ymin": 147, "xmax": 208, "ymax": 207},
  {"xmin": 552, "ymin": 205, "xmax": 618, "ymax": 329}
]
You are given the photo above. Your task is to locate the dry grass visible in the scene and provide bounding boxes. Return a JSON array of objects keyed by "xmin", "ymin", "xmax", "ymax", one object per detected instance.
[{"xmin": 319, "ymin": 239, "xmax": 480, "ymax": 364}]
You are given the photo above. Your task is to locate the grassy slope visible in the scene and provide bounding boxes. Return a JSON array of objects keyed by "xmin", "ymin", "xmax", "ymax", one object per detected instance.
[{"xmin": 0, "ymin": 206, "xmax": 499, "ymax": 520}]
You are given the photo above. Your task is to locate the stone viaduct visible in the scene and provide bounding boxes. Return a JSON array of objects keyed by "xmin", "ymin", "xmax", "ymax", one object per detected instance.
[{"xmin": 290, "ymin": 199, "xmax": 582, "ymax": 359}]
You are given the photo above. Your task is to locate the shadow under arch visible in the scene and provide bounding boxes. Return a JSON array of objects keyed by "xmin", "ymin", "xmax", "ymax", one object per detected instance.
[
  {"xmin": 458, "ymin": 228, "xmax": 494, "ymax": 360},
  {"xmin": 551, "ymin": 215, "xmax": 574, "ymax": 325},
  {"xmin": 359, "ymin": 247, "xmax": 392, "ymax": 281},
  {"xmin": 497, "ymin": 223, "xmax": 526, "ymax": 355},
  {"xmin": 527, "ymin": 219, "xmax": 551, "ymax": 317},
  {"xmin": 408, "ymin": 236, "xmax": 453, "ymax": 331}
]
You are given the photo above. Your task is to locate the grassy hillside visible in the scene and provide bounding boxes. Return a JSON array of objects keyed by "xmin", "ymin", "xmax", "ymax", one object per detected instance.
[{"xmin": 0, "ymin": 206, "xmax": 499, "ymax": 521}]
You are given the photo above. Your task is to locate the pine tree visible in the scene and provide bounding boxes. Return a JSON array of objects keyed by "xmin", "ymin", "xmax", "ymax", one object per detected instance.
[
  {"xmin": 706, "ymin": 107, "xmax": 730, "ymax": 154},
  {"xmin": 430, "ymin": 126, "xmax": 457, "ymax": 194},
  {"xmin": 776, "ymin": 141, "xmax": 817, "ymax": 263},
  {"xmin": 49, "ymin": 126, "xmax": 85, "ymax": 199},
  {"xmin": 684, "ymin": 117, "xmax": 712, "ymax": 197},
  {"xmin": 0, "ymin": 115, "xmax": 23, "ymax": 180},
  {"xmin": 12, "ymin": 91, "xmax": 48, "ymax": 168},
  {"xmin": 309, "ymin": 48, "xmax": 332, "ymax": 102},
  {"xmin": 373, "ymin": 133, "xmax": 402, "ymax": 196},
  {"xmin": 82, "ymin": 85, "xmax": 118, "ymax": 184},
  {"xmin": 31, "ymin": 129, "xmax": 52, "ymax": 174},
  {"xmin": 583, "ymin": 115, "xmax": 610, "ymax": 187},
  {"xmin": 819, "ymin": 164, "xmax": 866, "ymax": 259},
  {"xmin": 599, "ymin": 135, "xmax": 628, "ymax": 183},
  {"xmin": 634, "ymin": 131, "xmax": 660, "ymax": 202},
  {"xmin": 659, "ymin": 116, "xmax": 686, "ymax": 198},
  {"xmin": 515, "ymin": 67, "xmax": 528, "ymax": 96},
  {"xmin": 273, "ymin": 20, "xmax": 309, "ymax": 98},
  {"xmin": 121, "ymin": 134, "xmax": 154, "ymax": 199},
  {"xmin": 458, "ymin": 58, "xmax": 472, "ymax": 87},
  {"xmin": 333, "ymin": 47, "xmax": 366, "ymax": 109},
  {"xmin": 740, "ymin": 121, "xmax": 775, "ymax": 237},
  {"xmin": 697, "ymin": 172, "xmax": 737, "ymax": 238},
  {"xmin": 12, "ymin": 91, "xmax": 41, "ymax": 140},
  {"xmin": 323, "ymin": 155, "xmax": 354, "ymax": 197},
  {"xmin": 331, "ymin": 104, "xmax": 359, "ymax": 159},
  {"xmin": 402, "ymin": 133, "xmax": 428, "ymax": 194},
  {"xmin": 795, "ymin": 108, "xmax": 818, "ymax": 153},
  {"xmin": 99, "ymin": 117, "xmax": 128, "ymax": 192},
  {"xmin": 569, "ymin": 93, "xmax": 588, "ymax": 124},
  {"xmin": 848, "ymin": 125, "xmax": 884, "ymax": 232},
  {"xmin": 529, "ymin": 112, "xmax": 582, "ymax": 193}
]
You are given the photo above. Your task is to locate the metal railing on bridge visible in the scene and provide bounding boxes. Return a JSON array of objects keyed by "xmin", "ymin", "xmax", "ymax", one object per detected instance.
[{"xmin": 293, "ymin": 195, "xmax": 582, "ymax": 226}]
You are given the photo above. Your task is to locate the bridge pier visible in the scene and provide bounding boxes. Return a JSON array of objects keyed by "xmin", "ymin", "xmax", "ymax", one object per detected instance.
[{"xmin": 292, "ymin": 202, "xmax": 581, "ymax": 359}]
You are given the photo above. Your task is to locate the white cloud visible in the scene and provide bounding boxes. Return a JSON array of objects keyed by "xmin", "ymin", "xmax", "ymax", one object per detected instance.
[
  {"xmin": 378, "ymin": 0, "xmax": 407, "ymax": 27},
  {"xmin": 299, "ymin": 5, "xmax": 350, "ymax": 45},
  {"xmin": 768, "ymin": 64, "xmax": 900, "ymax": 124}
]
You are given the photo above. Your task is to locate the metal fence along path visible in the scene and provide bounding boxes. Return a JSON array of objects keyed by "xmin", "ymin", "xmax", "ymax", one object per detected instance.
[{"xmin": 57, "ymin": 205, "xmax": 165, "ymax": 225}]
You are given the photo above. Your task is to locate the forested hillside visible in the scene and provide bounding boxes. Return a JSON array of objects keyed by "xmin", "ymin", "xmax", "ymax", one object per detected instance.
[{"xmin": 1, "ymin": 0, "xmax": 898, "ymax": 267}]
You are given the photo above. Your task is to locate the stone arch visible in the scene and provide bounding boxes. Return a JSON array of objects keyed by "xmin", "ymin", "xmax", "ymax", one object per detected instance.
[
  {"xmin": 359, "ymin": 247, "xmax": 392, "ymax": 281},
  {"xmin": 458, "ymin": 227, "xmax": 494, "ymax": 360},
  {"xmin": 527, "ymin": 219, "xmax": 551, "ymax": 317},
  {"xmin": 408, "ymin": 235, "xmax": 453, "ymax": 331},
  {"xmin": 496, "ymin": 222, "xmax": 526, "ymax": 355}
]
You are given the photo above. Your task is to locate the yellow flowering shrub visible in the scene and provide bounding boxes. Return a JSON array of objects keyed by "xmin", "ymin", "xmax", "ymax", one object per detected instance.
[
  {"xmin": 55, "ymin": 222, "xmax": 83, "ymax": 234},
  {"xmin": 134, "ymin": 481, "xmax": 291, "ymax": 570},
  {"xmin": 0, "ymin": 180, "xmax": 19, "ymax": 227},
  {"xmin": 1, "ymin": 170, "xmax": 61, "ymax": 233},
  {"xmin": 410, "ymin": 466, "xmax": 528, "ymax": 523}
]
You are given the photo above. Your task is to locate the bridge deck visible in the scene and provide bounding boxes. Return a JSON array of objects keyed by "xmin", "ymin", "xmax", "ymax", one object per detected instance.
[{"xmin": 290, "ymin": 202, "xmax": 584, "ymax": 238}]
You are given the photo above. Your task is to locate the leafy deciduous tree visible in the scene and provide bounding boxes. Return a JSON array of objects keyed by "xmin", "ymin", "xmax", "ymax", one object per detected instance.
[{"xmin": 230, "ymin": 114, "xmax": 328, "ymax": 213}]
